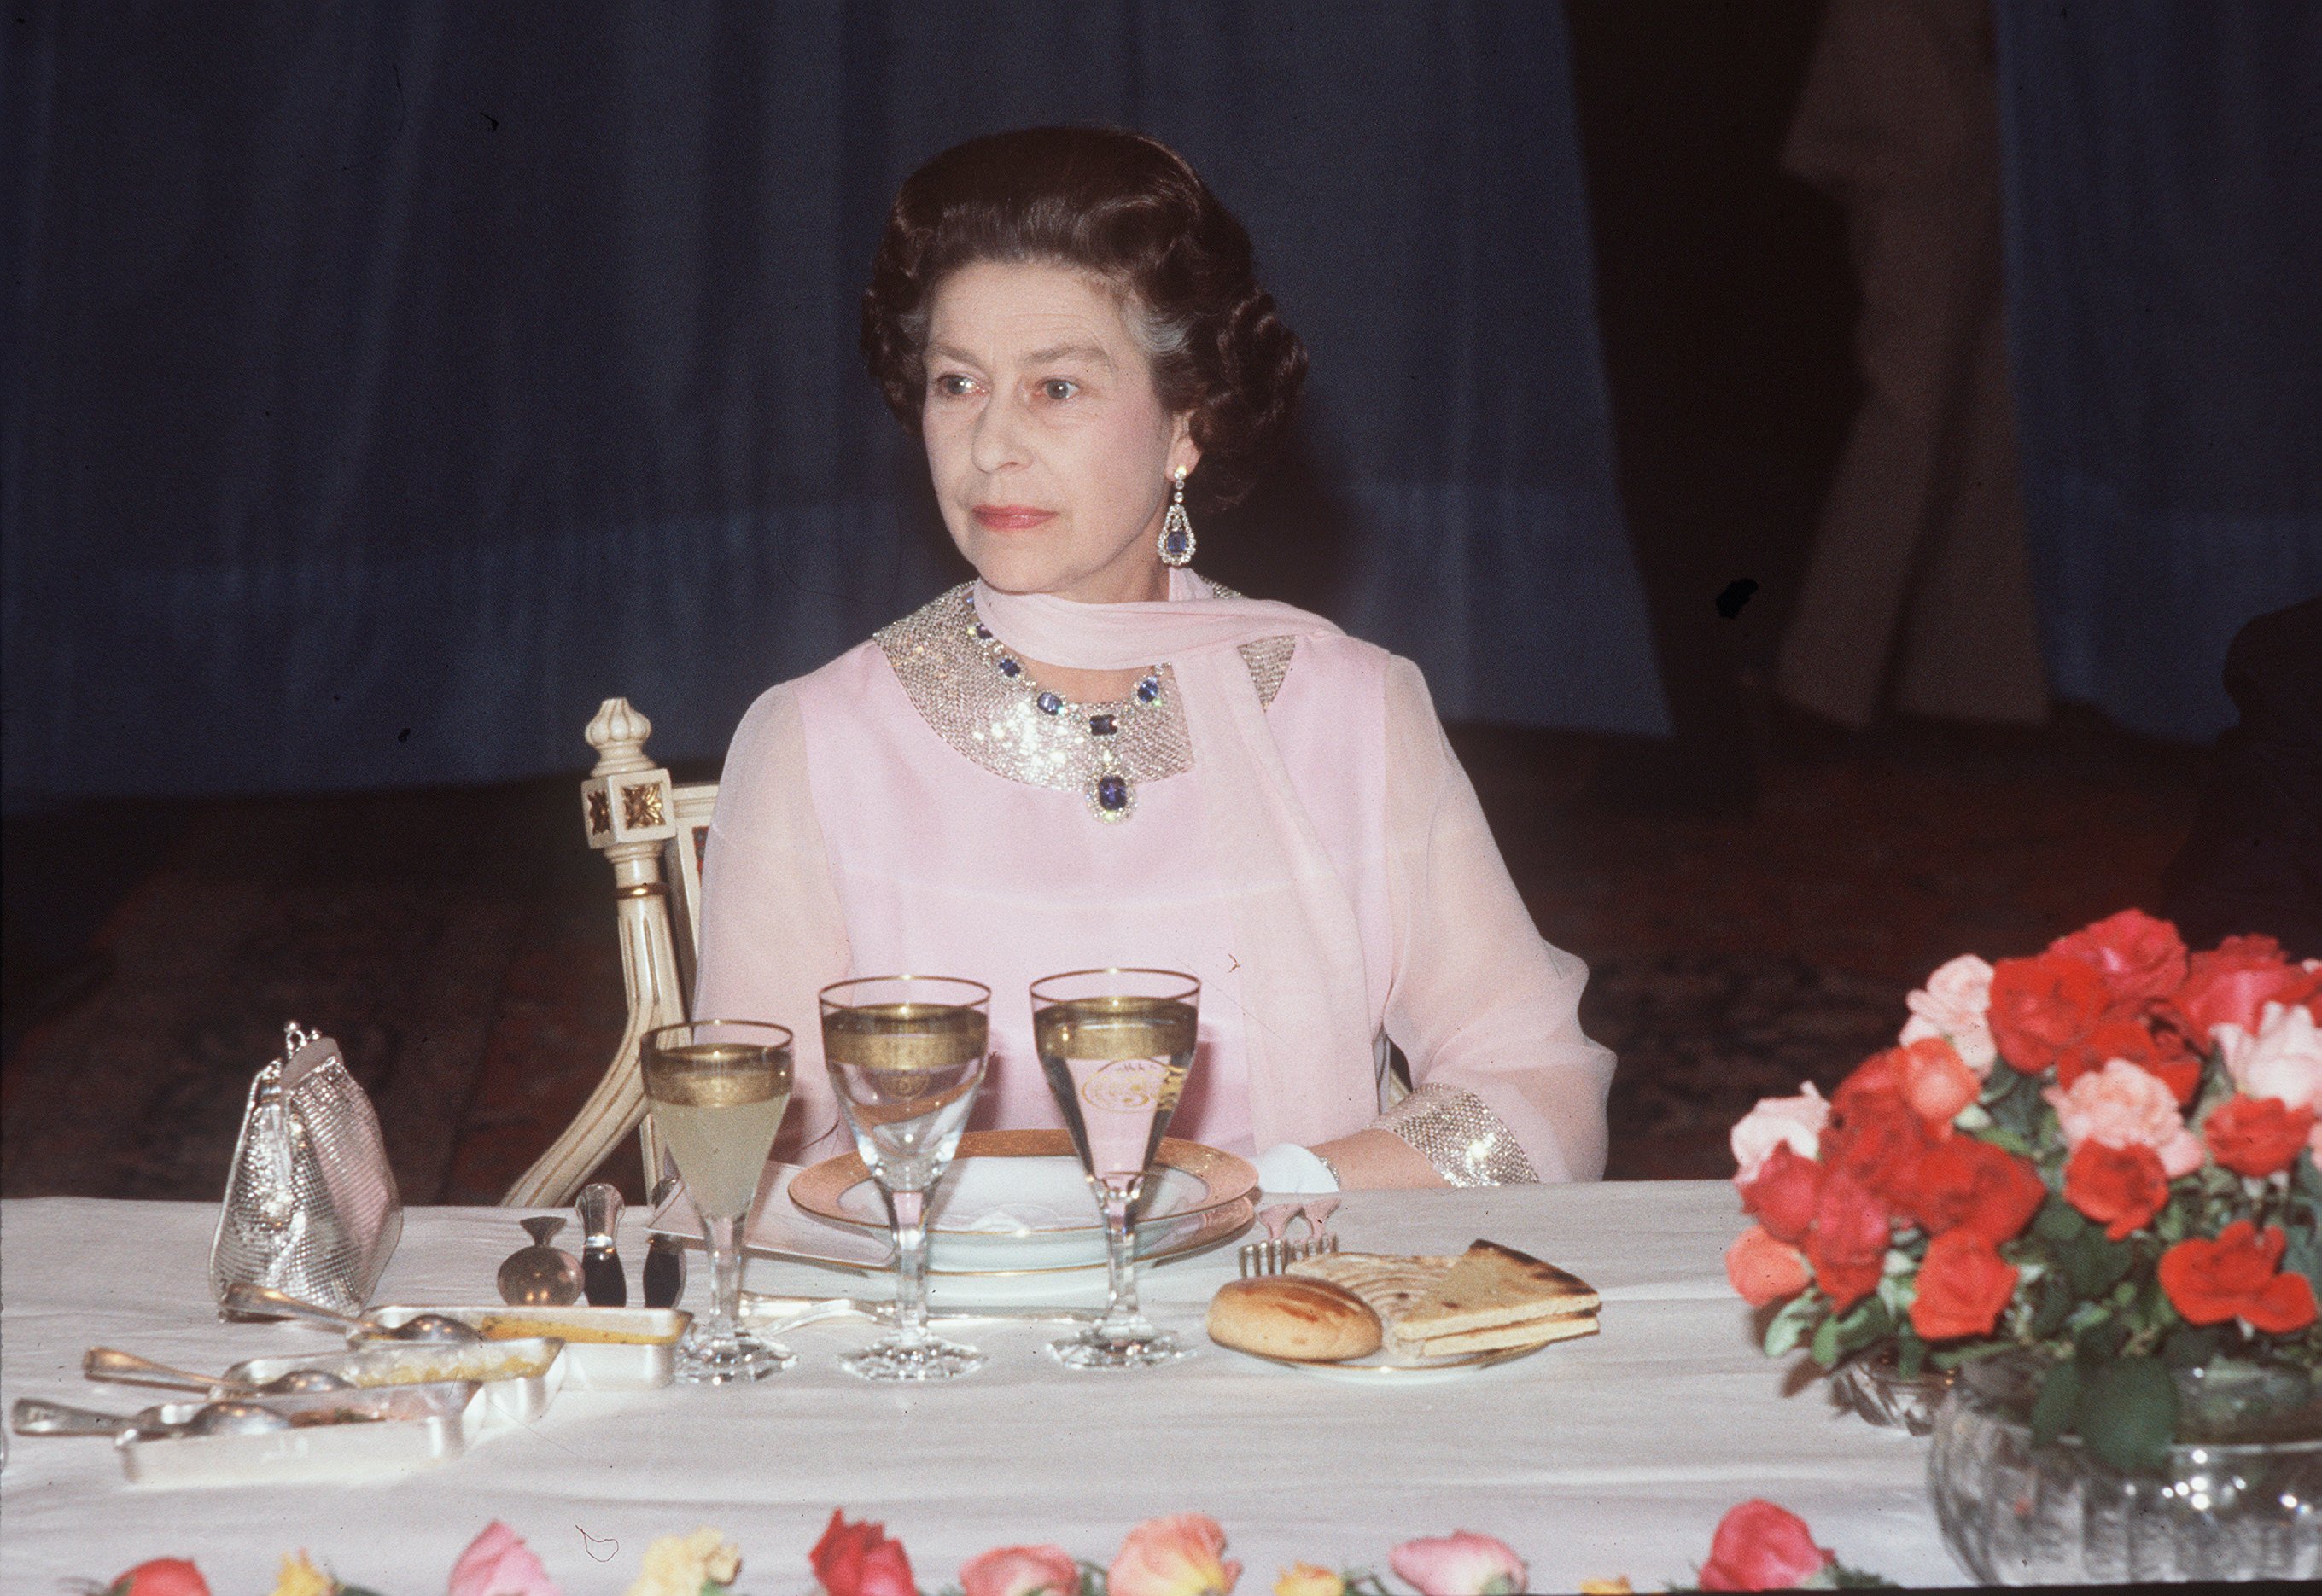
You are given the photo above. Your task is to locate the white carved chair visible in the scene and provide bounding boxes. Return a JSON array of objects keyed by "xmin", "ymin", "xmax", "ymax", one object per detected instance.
[{"xmin": 501, "ymin": 698, "xmax": 718, "ymax": 1207}]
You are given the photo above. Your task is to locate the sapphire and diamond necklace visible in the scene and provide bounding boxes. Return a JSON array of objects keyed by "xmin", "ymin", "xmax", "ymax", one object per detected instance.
[
  {"xmin": 870, "ymin": 584, "xmax": 1296, "ymax": 824},
  {"xmin": 968, "ymin": 617, "xmax": 1160, "ymax": 822}
]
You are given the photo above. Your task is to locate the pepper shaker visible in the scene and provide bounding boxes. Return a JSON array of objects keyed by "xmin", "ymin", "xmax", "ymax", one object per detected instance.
[{"xmin": 641, "ymin": 1175, "xmax": 686, "ymax": 1310}]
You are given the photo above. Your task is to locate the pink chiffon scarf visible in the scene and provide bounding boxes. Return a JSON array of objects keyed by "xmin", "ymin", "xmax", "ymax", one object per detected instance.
[{"xmin": 971, "ymin": 568, "xmax": 1379, "ymax": 1147}]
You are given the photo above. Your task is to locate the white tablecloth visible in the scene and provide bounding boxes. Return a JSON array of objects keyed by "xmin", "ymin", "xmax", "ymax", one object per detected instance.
[{"xmin": 0, "ymin": 1187, "xmax": 1968, "ymax": 1591}]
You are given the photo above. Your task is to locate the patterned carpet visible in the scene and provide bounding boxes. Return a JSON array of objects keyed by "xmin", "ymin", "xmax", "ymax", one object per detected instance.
[{"xmin": 1, "ymin": 708, "xmax": 2201, "ymax": 1202}]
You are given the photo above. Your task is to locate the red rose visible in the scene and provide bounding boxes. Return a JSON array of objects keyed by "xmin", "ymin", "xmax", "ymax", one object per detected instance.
[
  {"xmin": 2136, "ymin": 1015, "xmax": 2208, "ymax": 1105},
  {"xmin": 107, "ymin": 1563, "xmax": 210, "ymax": 1596},
  {"xmin": 2051, "ymin": 909, "xmax": 2189, "ymax": 1005},
  {"xmin": 2054, "ymin": 1012, "xmax": 2202, "ymax": 1105},
  {"xmin": 1695, "ymin": 1500, "xmax": 1836, "ymax": 1592},
  {"xmin": 2172, "ymin": 935, "xmax": 2322, "ymax": 1041},
  {"xmin": 1806, "ymin": 1168, "xmax": 1891, "ymax": 1312},
  {"xmin": 2159, "ymin": 1220, "xmax": 2319, "ymax": 1332},
  {"xmin": 1725, "ymin": 1225, "xmax": 1812, "ymax": 1308},
  {"xmin": 1987, "ymin": 952, "xmax": 2110, "ymax": 1075},
  {"xmin": 1826, "ymin": 1087, "xmax": 1942, "ymax": 1211},
  {"xmin": 1911, "ymin": 1136, "xmax": 2046, "ymax": 1244},
  {"xmin": 2204, "ymin": 1095, "xmax": 2319, "ymax": 1178},
  {"xmin": 2062, "ymin": 1139, "xmax": 2171, "ymax": 1239},
  {"xmin": 1739, "ymin": 1143, "xmax": 1821, "ymax": 1245},
  {"xmin": 812, "ymin": 1509, "xmax": 918, "ymax": 1596},
  {"xmin": 1831, "ymin": 1046, "xmax": 1909, "ymax": 1118},
  {"xmin": 1909, "ymin": 1231, "xmax": 2019, "ymax": 1339}
]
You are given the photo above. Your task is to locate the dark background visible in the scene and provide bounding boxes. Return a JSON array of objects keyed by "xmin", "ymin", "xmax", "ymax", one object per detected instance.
[{"xmin": 4, "ymin": 2, "xmax": 2316, "ymax": 1197}]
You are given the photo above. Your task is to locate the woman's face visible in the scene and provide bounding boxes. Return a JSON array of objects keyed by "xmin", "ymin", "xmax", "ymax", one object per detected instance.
[{"xmin": 920, "ymin": 259, "xmax": 1199, "ymax": 604}]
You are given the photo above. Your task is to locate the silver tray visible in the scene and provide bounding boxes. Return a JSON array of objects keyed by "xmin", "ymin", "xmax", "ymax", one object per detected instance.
[
  {"xmin": 225, "ymin": 1336, "xmax": 564, "ymax": 1430},
  {"xmin": 353, "ymin": 1306, "xmax": 687, "ymax": 1391},
  {"xmin": 114, "ymin": 1380, "xmax": 482, "ymax": 1488}
]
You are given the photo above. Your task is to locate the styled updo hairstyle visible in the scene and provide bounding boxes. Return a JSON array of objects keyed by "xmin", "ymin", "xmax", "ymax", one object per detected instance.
[{"xmin": 861, "ymin": 126, "xmax": 1307, "ymax": 515}]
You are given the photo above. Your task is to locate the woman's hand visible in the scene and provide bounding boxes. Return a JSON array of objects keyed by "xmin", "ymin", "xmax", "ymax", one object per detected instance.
[{"xmin": 1312, "ymin": 1129, "xmax": 1449, "ymax": 1190}]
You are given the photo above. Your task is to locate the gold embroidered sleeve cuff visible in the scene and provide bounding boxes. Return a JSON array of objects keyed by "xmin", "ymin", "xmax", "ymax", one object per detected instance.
[{"xmin": 1371, "ymin": 1082, "xmax": 1539, "ymax": 1187}]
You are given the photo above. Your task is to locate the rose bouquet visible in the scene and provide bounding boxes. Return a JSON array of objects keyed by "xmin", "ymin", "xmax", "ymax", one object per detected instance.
[{"xmin": 1725, "ymin": 911, "xmax": 2322, "ymax": 1471}]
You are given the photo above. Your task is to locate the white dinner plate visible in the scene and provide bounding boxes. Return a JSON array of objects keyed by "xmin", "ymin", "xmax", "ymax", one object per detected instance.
[{"xmin": 1224, "ymin": 1320, "xmax": 1596, "ymax": 1384}]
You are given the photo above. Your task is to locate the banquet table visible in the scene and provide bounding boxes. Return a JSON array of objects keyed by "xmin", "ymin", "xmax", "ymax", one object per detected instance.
[{"xmin": 0, "ymin": 1185, "xmax": 1971, "ymax": 1592}]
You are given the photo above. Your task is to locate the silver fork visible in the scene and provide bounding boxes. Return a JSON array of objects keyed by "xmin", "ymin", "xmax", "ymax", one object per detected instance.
[{"xmin": 1236, "ymin": 1201, "xmax": 1341, "ymax": 1276}]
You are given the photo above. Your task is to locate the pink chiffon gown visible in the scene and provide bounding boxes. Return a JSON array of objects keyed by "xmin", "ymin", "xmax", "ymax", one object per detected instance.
[{"xmin": 691, "ymin": 582, "xmax": 1613, "ymax": 1185}]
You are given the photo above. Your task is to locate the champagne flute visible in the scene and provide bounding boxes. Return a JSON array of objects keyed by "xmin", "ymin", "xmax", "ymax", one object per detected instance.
[
  {"xmin": 641, "ymin": 1019, "xmax": 797, "ymax": 1383},
  {"xmin": 819, "ymin": 975, "xmax": 991, "ymax": 1382},
  {"xmin": 1031, "ymin": 967, "xmax": 1201, "ymax": 1369}
]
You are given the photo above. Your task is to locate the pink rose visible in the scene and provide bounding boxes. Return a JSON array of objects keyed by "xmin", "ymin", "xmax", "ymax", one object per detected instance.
[
  {"xmin": 1899, "ymin": 1035, "xmax": 1980, "ymax": 1122},
  {"xmin": 2215, "ymin": 1002, "xmax": 2322, "ymax": 1112},
  {"xmin": 1386, "ymin": 1533, "xmax": 1526, "ymax": 1596},
  {"xmin": 1730, "ymin": 1083, "xmax": 1829, "ymax": 1184},
  {"xmin": 960, "ymin": 1546, "xmax": 1081, "ymax": 1596},
  {"xmin": 1695, "ymin": 1501, "xmax": 1836, "ymax": 1591},
  {"xmin": 2045, "ymin": 1059, "xmax": 2203, "ymax": 1178},
  {"xmin": 1724, "ymin": 1226, "xmax": 1812, "ymax": 1307},
  {"xmin": 1109, "ymin": 1516, "xmax": 1239, "ymax": 1596},
  {"xmin": 447, "ymin": 1523, "xmax": 562, "ymax": 1596},
  {"xmin": 1899, "ymin": 954, "xmax": 1998, "ymax": 1075}
]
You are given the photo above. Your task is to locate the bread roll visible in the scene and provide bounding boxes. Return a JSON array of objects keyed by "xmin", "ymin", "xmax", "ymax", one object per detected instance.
[{"xmin": 1206, "ymin": 1276, "xmax": 1384, "ymax": 1362}]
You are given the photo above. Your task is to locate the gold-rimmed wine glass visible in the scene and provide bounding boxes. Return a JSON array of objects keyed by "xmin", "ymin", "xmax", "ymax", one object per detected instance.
[
  {"xmin": 819, "ymin": 975, "xmax": 991, "ymax": 1382},
  {"xmin": 641, "ymin": 1019, "xmax": 796, "ymax": 1383},
  {"xmin": 1031, "ymin": 966, "xmax": 1201, "ymax": 1369}
]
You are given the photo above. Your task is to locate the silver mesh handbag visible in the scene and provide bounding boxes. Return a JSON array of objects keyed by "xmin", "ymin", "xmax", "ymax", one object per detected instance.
[{"xmin": 209, "ymin": 1022, "xmax": 403, "ymax": 1317}]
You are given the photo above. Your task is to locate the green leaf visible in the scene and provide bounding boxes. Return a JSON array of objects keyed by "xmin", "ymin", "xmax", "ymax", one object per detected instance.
[
  {"xmin": 2074, "ymin": 1312, "xmax": 2128, "ymax": 1362},
  {"xmin": 1834, "ymin": 1295, "xmax": 1895, "ymax": 1356},
  {"xmin": 2031, "ymin": 1357, "xmax": 2086, "ymax": 1447},
  {"xmin": 2080, "ymin": 1355, "xmax": 2180, "ymax": 1475},
  {"xmin": 2161, "ymin": 1325, "xmax": 2224, "ymax": 1368},
  {"xmin": 2031, "ymin": 1274, "xmax": 2075, "ymax": 1337},
  {"xmin": 2296, "ymin": 1151, "xmax": 2322, "ymax": 1202},
  {"xmin": 2068, "ymin": 1231, "xmax": 2132, "ymax": 1298},
  {"xmin": 2283, "ymin": 1213, "xmax": 2322, "ymax": 1299},
  {"xmin": 1812, "ymin": 1309, "xmax": 1843, "ymax": 1368},
  {"xmin": 1764, "ymin": 1291, "xmax": 1823, "ymax": 1357},
  {"xmin": 2034, "ymin": 1197, "xmax": 2088, "ymax": 1244}
]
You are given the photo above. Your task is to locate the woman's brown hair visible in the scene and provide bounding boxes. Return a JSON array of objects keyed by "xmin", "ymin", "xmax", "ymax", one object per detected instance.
[{"xmin": 861, "ymin": 126, "xmax": 1307, "ymax": 514}]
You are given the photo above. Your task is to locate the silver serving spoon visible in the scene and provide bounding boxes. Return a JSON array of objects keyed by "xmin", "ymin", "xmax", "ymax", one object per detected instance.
[
  {"xmin": 498, "ymin": 1215, "xmax": 585, "ymax": 1307},
  {"xmin": 221, "ymin": 1281, "xmax": 479, "ymax": 1342},
  {"xmin": 12, "ymin": 1395, "xmax": 292, "ymax": 1440},
  {"xmin": 84, "ymin": 1346, "xmax": 353, "ymax": 1395}
]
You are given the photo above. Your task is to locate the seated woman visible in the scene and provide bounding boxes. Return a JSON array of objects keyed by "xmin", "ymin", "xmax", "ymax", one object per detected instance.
[{"xmin": 693, "ymin": 126, "xmax": 1613, "ymax": 1189}]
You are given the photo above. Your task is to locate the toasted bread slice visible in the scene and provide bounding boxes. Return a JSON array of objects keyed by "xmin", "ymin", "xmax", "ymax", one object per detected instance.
[
  {"xmin": 1391, "ymin": 1312, "xmax": 1599, "ymax": 1359},
  {"xmin": 1391, "ymin": 1240, "xmax": 1600, "ymax": 1342},
  {"xmin": 1286, "ymin": 1252, "xmax": 1457, "ymax": 1325}
]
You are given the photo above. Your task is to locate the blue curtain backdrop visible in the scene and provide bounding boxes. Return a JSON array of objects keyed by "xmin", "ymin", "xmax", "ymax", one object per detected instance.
[
  {"xmin": 1994, "ymin": 1, "xmax": 2322, "ymax": 742},
  {"xmin": 2, "ymin": 1, "xmax": 1668, "ymax": 802}
]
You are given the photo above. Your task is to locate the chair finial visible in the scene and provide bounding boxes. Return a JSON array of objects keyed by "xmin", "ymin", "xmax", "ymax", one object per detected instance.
[{"xmin": 587, "ymin": 696, "xmax": 651, "ymax": 756}]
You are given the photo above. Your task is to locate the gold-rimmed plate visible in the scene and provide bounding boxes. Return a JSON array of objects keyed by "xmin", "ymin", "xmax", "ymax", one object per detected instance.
[
  {"xmin": 751, "ymin": 1195, "xmax": 1255, "ymax": 1283},
  {"xmin": 789, "ymin": 1130, "xmax": 1258, "ymax": 1271}
]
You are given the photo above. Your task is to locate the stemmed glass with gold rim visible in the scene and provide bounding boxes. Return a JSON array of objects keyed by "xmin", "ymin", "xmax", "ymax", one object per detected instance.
[
  {"xmin": 640, "ymin": 1019, "xmax": 797, "ymax": 1383},
  {"xmin": 1031, "ymin": 966, "xmax": 1201, "ymax": 1369},
  {"xmin": 819, "ymin": 975, "xmax": 992, "ymax": 1382}
]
